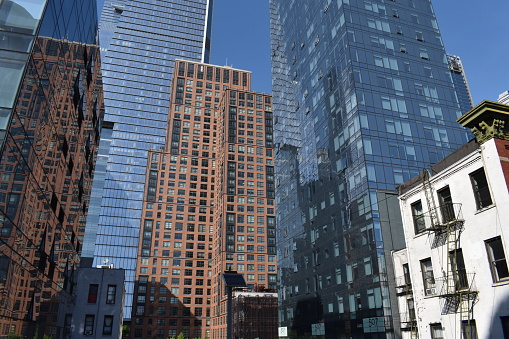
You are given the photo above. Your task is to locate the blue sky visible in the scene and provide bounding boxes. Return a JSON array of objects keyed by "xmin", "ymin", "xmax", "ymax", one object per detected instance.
[{"xmin": 210, "ymin": 0, "xmax": 509, "ymax": 104}]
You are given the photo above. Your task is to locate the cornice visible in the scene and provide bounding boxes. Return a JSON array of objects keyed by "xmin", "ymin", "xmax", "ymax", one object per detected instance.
[{"xmin": 458, "ymin": 100, "xmax": 509, "ymax": 144}]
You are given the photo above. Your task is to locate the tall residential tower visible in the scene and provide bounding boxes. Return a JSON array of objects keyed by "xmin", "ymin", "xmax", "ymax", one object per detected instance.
[
  {"xmin": 131, "ymin": 60, "xmax": 276, "ymax": 339},
  {"xmin": 82, "ymin": 0, "xmax": 214, "ymax": 318},
  {"xmin": 270, "ymin": 0, "xmax": 471, "ymax": 337}
]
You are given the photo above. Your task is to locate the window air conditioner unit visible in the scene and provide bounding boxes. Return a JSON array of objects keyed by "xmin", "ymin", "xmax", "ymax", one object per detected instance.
[
  {"xmin": 426, "ymin": 288, "xmax": 436, "ymax": 295},
  {"xmin": 84, "ymin": 330, "xmax": 93, "ymax": 335}
]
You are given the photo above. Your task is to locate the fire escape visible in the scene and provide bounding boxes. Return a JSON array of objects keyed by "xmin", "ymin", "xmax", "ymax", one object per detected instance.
[
  {"xmin": 421, "ymin": 170, "xmax": 478, "ymax": 321},
  {"xmin": 395, "ymin": 264, "xmax": 417, "ymax": 338}
]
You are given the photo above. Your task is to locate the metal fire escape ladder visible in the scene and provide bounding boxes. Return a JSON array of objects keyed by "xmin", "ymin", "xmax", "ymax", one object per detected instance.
[
  {"xmin": 421, "ymin": 170, "xmax": 438, "ymax": 228},
  {"xmin": 421, "ymin": 170, "xmax": 478, "ymax": 332}
]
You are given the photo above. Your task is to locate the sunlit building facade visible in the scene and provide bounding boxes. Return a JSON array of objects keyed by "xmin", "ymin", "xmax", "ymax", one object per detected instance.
[
  {"xmin": 270, "ymin": 0, "xmax": 471, "ymax": 337},
  {"xmin": 82, "ymin": 0, "xmax": 214, "ymax": 318},
  {"xmin": 131, "ymin": 60, "xmax": 276, "ymax": 339},
  {"xmin": 447, "ymin": 54, "xmax": 474, "ymax": 114},
  {"xmin": 0, "ymin": 0, "xmax": 103, "ymax": 336}
]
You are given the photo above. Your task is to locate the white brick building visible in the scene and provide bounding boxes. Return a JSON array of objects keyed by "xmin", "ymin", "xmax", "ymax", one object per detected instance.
[{"xmin": 394, "ymin": 101, "xmax": 509, "ymax": 338}]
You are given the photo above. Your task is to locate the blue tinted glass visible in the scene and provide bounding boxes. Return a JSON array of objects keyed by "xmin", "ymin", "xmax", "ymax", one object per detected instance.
[
  {"xmin": 85, "ymin": 0, "xmax": 212, "ymax": 318},
  {"xmin": 270, "ymin": 0, "xmax": 471, "ymax": 336}
]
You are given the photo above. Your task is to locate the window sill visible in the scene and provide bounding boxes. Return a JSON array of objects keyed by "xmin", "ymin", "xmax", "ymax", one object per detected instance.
[
  {"xmin": 413, "ymin": 231, "xmax": 428, "ymax": 239},
  {"xmin": 492, "ymin": 279, "xmax": 509, "ymax": 287},
  {"xmin": 474, "ymin": 204, "xmax": 496, "ymax": 215}
]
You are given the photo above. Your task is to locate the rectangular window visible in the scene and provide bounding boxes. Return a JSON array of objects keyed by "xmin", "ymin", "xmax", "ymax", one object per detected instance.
[
  {"xmin": 470, "ymin": 168, "xmax": 492, "ymax": 209},
  {"xmin": 84, "ymin": 315, "xmax": 95, "ymax": 335},
  {"xmin": 462, "ymin": 320, "xmax": 478, "ymax": 339},
  {"xmin": 430, "ymin": 324, "xmax": 444, "ymax": 339},
  {"xmin": 87, "ymin": 284, "xmax": 98, "ymax": 303},
  {"xmin": 411, "ymin": 200, "xmax": 425, "ymax": 234},
  {"xmin": 449, "ymin": 249, "xmax": 468, "ymax": 290},
  {"xmin": 103, "ymin": 315, "xmax": 113, "ymax": 336},
  {"xmin": 106, "ymin": 285, "xmax": 116, "ymax": 304},
  {"xmin": 421, "ymin": 258, "xmax": 436, "ymax": 295},
  {"xmin": 486, "ymin": 236, "xmax": 509, "ymax": 282},
  {"xmin": 403, "ymin": 263, "xmax": 411, "ymax": 285},
  {"xmin": 437, "ymin": 186, "xmax": 454, "ymax": 223}
]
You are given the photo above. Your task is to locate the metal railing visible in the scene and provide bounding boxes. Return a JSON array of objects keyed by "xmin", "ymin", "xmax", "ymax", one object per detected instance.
[
  {"xmin": 434, "ymin": 272, "xmax": 477, "ymax": 296},
  {"xmin": 413, "ymin": 203, "xmax": 464, "ymax": 232}
]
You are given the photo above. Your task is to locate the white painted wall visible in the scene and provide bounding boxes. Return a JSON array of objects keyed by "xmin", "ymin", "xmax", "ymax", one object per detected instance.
[{"xmin": 396, "ymin": 138, "xmax": 509, "ymax": 338}]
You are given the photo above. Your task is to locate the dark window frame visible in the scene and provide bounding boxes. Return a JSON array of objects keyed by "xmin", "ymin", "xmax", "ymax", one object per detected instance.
[
  {"xmin": 103, "ymin": 315, "xmax": 113, "ymax": 336},
  {"xmin": 84, "ymin": 314, "xmax": 95, "ymax": 336},
  {"xmin": 87, "ymin": 284, "xmax": 98, "ymax": 303},
  {"xmin": 420, "ymin": 258, "xmax": 435, "ymax": 295},
  {"xmin": 106, "ymin": 284, "xmax": 116, "ymax": 304},
  {"xmin": 485, "ymin": 236, "xmax": 509, "ymax": 283},
  {"xmin": 430, "ymin": 323, "xmax": 444, "ymax": 339},
  {"xmin": 411, "ymin": 200, "xmax": 426, "ymax": 234},
  {"xmin": 461, "ymin": 320, "xmax": 478, "ymax": 339},
  {"xmin": 470, "ymin": 168, "xmax": 493, "ymax": 210},
  {"xmin": 437, "ymin": 186, "xmax": 454, "ymax": 223}
]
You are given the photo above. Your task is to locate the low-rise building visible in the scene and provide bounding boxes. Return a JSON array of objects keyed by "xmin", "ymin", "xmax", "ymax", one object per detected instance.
[
  {"xmin": 394, "ymin": 101, "xmax": 509, "ymax": 338},
  {"xmin": 70, "ymin": 266, "xmax": 125, "ymax": 338},
  {"xmin": 232, "ymin": 291, "xmax": 278, "ymax": 339}
]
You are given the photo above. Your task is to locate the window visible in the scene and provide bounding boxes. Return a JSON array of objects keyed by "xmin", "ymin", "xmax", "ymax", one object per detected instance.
[
  {"xmin": 403, "ymin": 263, "xmax": 411, "ymax": 285},
  {"xmin": 407, "ymin": 298, "xmax": 415, "ymax": 321},
  {"xmin": 470, "ymin": 168, "xmax": 492, "ymax": 209},
  {"xmin": 87, "ymin": 284, "xmax": 98, "ymax": 303},
  {"xmin": 421, "ymin": 258, "xmax": 436, "ymax": 295},
  {"xmin": 449, "ymin": 249, "xmax": 468, "ymax": 290},
  {"xmin": 430, "ymin": 324, "xmax": 444, "ymax": 339},
  {"xmin": 437, "ymin": 186, "xmax": 454, "ymax": 223},
  {"xmin": 106, "ymin": 285, "xmax": 116, "ymax": 304},
  {"xmin": 84, "ymin": 315, "xmax": 95, "ymax": 335},
  {"xmin": 411, "ymin": 200, "xmax": 425, "ymax": 234},
  {"xmin": 486, "ymin": 236, "xmax": 509, "ymax": 282},
  {"xmin": 462, "ymin": 320, "xmax": 478, "ymax": 339},
  {"xmin": 103, "ymin": 316, "xmax": 113, "ymax": 335}
]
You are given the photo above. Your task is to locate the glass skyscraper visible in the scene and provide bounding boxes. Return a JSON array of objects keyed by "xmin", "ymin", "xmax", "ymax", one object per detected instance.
[
  {"xmin": 82, "ymin": 0, "xmax": 213, "ymax": 318},
  {"xmin": 270, "ymin": 0, "xmax": 471, "ymax": 337}
]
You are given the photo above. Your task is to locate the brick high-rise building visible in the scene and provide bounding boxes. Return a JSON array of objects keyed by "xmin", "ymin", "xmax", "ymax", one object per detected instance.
[
  {"xmin": 131, "ymin": 60, "xmax": 276, "ymax": 339},
  {"xmin": 0, "ymin": 0, "xmax": 103, "ymax": 337},
  {"xmin": 83, "ymin": 1, "xmax": 214, "ymax": 318}
]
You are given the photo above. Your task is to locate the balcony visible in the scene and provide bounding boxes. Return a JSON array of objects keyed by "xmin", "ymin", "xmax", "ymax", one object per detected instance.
[
  {"xmin": 419, "ymin": 203, "xmax": 465, "ymax": 231},
  {"xmin": 434, "ymin": 273, "xmax": 478, "ymax": 315}
]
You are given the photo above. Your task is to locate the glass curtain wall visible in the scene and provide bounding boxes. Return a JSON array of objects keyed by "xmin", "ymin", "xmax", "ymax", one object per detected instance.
[{"xmin": 270, "ymin": 0, "xmax": 470, "ymax": 337}]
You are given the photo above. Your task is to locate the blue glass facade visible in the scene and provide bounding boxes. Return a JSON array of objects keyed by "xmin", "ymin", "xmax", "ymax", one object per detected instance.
[
  {"xmin": 270, "ymin": 0, "xmax": 471, "ymax": 337},
  {"xmin": 83, "ymin": 0, "xmax": 213, "ymax": 318}
]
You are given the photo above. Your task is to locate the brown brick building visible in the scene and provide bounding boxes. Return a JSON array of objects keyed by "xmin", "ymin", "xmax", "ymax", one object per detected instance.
[
  {"xmin": 132, "ymin": 60, "xmax": 276, "ymax": 339},
  {"xmin": 0, "ymin": 35, "xmax": 103, "ymax": 337}
]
